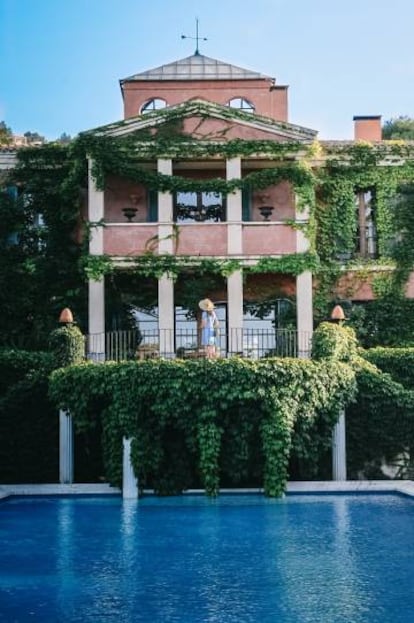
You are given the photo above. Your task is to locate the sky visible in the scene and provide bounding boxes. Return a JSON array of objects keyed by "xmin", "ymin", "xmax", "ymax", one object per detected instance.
[{"xmin": 1, "ymin": 0, "xmax": 414, "ymax": 141}]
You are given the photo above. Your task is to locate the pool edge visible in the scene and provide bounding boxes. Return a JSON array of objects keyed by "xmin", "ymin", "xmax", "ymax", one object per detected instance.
[{"xmin": 1, "ymin": 480, "xmax": 414, "ymax": 500}]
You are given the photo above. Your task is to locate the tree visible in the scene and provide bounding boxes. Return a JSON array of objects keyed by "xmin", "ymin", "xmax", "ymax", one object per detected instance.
[
  {"xmin": 56, "ymin": 132, "xmax": 72, "ymax": 144},
  {"xmin": 0, "ymin": 121, "xmax": 12, "ymax": 146},
  {"xmin": 382, "ymin": 116, "xmax": 414, "ymax": 140},
  {"xmin": 0, "ymin": 144, "xmax": 87, "ymax": 349},
  {"xmin": 24, "ymin": 131, "xmax": 45, "ymax": 145}
]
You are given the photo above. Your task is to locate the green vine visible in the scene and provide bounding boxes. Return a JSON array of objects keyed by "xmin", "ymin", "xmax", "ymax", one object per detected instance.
[
  {"xmin": 49, "ymin": 325, "xmax": 356, "ymax": 497},
  {"xmin": 80, "ymin": 251, "xmax": 320, "ymax": 281}
]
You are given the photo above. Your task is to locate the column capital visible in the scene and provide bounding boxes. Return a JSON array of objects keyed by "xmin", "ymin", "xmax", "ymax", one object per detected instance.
[
  {"xmin": 226, "ymin": 157, "xmax": 241, "ymax": 180},
  {"xmin": 157, "ymin": 158, "xmax": 172, "ymax": 175}
]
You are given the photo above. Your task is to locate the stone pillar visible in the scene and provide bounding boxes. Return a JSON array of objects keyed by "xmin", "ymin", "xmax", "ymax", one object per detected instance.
[
  {"xmin": 59, "ymin": 410, "xmax": 74, "ymax": 484},
  {"xmin": 226, "ymin": 158, "xmax": 243, "ymax": 356},
  {"xmin": 157, "ymin": 159, "xmax": 173, "ymax": 253},
  {"xmin": 226, "ymin": 157, "xmax": 242, "ymax": 253},
  {"xmin": 158, "ymin": 275, "xmax": 175, "ymax": 357},
  {"xmin": 296, "ymin": 272, "xmax": 313, "ymax": 358},
  {"xmin": 332, "ymin": 410, "xmax": 347, "ymax": 480},
  {"xmin": 227, "ymin": 270, "xmax": 244, "ymax": 356},
  {"xmin": 88, "ymin": 280, "xmax": 105, "ymax": 361},
  {"xmin": 122, "ymin": 437, "xmax": 138, "ymax": 499},
  {"xmin": 157, "ymin": 159, "xmax": 175, "ymax": 357},
  {"xmin": 295, "ymin": 193, "xmax": 313, "ymax": 358},
  {"xmin": 88, "ymin": 158, "xmax": 105, "ymax": 361}
]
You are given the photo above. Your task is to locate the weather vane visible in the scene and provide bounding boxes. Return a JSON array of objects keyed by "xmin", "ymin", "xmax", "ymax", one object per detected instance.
[{"xmin": 181, "ymin": 18, "xmax": 207, "ymax": 56}]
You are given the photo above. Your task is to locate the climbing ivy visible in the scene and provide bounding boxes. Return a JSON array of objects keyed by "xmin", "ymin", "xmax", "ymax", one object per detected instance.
[
  {"xmin": 81, "ymin": 251, "xmax": 320, "ymax": 282},
  {"xmin": 49, "ymin": 324, "xmax": 356, "ymax": 497},
  {"xmin": 3, "ymin": 114, "xmax": 414, "ymax": 349},
  {"xmin": 347, "ymin": 351, "xmax": 414, "ymax": 479}
]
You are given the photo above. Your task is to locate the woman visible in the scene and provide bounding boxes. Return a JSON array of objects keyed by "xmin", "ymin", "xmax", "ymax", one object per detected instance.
[{"xmin": 199, "ymin": 298, "xmax": 219, "ymax": 358}]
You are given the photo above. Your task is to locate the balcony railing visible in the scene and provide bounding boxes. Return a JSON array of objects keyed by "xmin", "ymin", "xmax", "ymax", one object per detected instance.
[{"xmin": 86, "ymin": 329, "xmax": 312, "ymax": 362}]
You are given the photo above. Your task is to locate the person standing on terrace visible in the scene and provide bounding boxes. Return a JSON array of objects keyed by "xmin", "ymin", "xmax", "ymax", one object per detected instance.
[{"xmin": 199, "ymin": 298, "xmax": 219, "ymax": 358}]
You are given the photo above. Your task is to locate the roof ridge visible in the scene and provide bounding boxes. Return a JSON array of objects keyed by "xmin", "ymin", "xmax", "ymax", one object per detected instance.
[{"xmin": 120, "ymin": 53, "xmax": 273, "ymax": 83}]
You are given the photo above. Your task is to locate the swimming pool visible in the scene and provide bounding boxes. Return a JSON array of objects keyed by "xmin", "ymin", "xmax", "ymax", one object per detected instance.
[{"xmin": 1, "ymin": 494, "xmax": 413, "ymax": 622}]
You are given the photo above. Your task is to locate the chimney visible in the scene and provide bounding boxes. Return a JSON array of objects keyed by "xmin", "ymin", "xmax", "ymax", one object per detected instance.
[{"xmin": 353, "ymin": 115, "xmax": 382, "ymax": 141}]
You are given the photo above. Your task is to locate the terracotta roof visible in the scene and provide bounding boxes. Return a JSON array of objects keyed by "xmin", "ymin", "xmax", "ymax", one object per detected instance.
[{"xmin": 121, "ymin": 53, "xmax": 273, "ymax": 83}]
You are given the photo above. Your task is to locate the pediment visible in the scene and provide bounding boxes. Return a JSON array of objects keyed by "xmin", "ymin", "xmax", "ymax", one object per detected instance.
[{"xmin": 85, "ymin": 100, "xmax": 317, "ymax": 145}]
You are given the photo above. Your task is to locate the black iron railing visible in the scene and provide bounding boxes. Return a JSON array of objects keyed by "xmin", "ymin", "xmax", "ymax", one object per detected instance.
[{"xmin": 87, "ymin": 329, "xmax": 312, "ymax": 362}]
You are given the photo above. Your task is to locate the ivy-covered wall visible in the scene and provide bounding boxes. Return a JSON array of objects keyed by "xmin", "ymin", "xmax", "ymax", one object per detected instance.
[
  {"xmin": 2, "ymin": 116, "xmax": 414, "ymax": 348},
  {"xmin": 347, "ymin": 347, "xmax": 414, "ymax": 479},
  {"xmin": 2, "ymin": 336, "xmax": 414, "ymax": 489},
  {"xmin": 49, "ymin": 355, "xmax": 355, "ymax": 496}
]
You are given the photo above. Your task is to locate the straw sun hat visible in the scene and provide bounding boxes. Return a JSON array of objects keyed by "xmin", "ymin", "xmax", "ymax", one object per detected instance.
[{"xmin": 198, "ymin": 298, "xmax": 216, "ymax": 312}]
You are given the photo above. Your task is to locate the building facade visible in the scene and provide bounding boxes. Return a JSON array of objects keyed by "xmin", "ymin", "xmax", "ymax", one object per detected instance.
[
  {"xmin": 3, "ymin": 52, "xmax": 413, "ymax": 359},
  {"xmin": 86, "ymin": 53, "xmax": 328, "ymax": 360}
]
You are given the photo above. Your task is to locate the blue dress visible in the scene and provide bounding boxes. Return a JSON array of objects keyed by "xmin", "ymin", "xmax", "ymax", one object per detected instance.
[{"xmin": 201, "ymin": 311, "xmax": 218, "ymax": 346}]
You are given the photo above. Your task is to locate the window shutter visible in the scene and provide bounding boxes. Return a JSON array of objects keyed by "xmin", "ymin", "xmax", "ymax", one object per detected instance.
[
  {"xmin": 148, "ymin": 191, "xmax": 158, "ymax": 222},
  {"xmin": 242, "ymin": 189, "xmax": 251, "ymax": 221}
]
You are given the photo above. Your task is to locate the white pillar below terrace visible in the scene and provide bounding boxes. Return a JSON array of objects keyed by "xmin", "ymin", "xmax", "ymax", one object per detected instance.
[
  {"xmin": 122, "ymin": 438, "xmax": 139, "ymax": 499},
  {"xmin": 158, "ymin": 275, "xmax": 175, "ymax": 357},
  {"xmin": 332, "ymin": 410, "xmax": 347, "ymax": 481},
  {"xmin": 59, "ymin": 410, "xmax": 74, "ymax": 484},
  {"xmin": 227, "ymin": 270, "xmax": 243, "ymax": 355}
]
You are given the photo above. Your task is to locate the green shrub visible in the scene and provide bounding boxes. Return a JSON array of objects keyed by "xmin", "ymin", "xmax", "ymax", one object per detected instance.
[
  {"xmin": 0, "ymin": 349, "xmax": 57, "ymax": 483},
  {"xmin": 49, "ymin": 356, "xmax": 356, "ymax": 496}
]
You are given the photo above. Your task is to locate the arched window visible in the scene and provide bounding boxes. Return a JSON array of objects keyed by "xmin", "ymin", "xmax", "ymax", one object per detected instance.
[
  {"xmin": 227, "ymin": 97, "xmax": 255, "ymax": 113},
  {"xmin": 140, "ymin": 98, "xmax": 167, "ymax": 114}
]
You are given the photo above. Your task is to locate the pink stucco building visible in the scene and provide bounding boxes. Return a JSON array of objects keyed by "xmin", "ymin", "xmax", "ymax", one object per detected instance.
[{"xmin": 84, "ymin": 52, "xmax": 385, "ymax": 360}]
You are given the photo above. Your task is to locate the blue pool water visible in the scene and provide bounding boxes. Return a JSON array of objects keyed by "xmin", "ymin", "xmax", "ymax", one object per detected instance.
[{"xmin": 0, "ymin": 494, "xmax": 413, "ymax": 623}]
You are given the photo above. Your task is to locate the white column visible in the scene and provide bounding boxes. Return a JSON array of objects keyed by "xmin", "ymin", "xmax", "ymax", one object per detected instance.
[
  {"xmin": 88, "ymin": 279, "xmax": 105, "ymax": 361},
  {"xmin": 296, "ymin": 272, "xmax": 313, "ymax": 358},
  {"xmin": 59, "ymin": 410, "xmax": 74, "ymax": 484},
  {"xmin": 226, "ymin": 157, "xmax": 242, "ymax": 255},
  {"xmin": 332, "ymin": 410, "xmax": 347, "ymax": 481},
  {"xmin": 156, "ymin": 159, "xmax": 175, "ymax": 357},
  {"xmin": 295, "ymin": 193, "xmax": 313, "ymax": 358},
  {"xmin": 158, "ymin": 275, "xmax": 175, "ymax": 357},
  {"xmin": 88, "ymin": 158, "xmax": 104, "ymax": 255},
  {"xmin": 227, "ymin": 270, "xmax": 244, "ymax": 355},
  {"xmin": 122, "ymin": 437, "xmax": 138, "ymax": 499},
  {"xmin": 157, "ymin": 159, "xmax": 173, "ymax": 253},
  {"xmin": 226, "ymin": 158, "xmax": 243, "ymax": 356},
  {"xmin": 88, "ymin": 158, "xmax": 105, "ymax": 360}
]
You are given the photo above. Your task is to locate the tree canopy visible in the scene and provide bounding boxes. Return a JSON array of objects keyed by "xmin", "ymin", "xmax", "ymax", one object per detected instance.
[
  {"xmin": 383, "ymin": 116, "xmax": 414, "ymax": 140},
  {"xmin": 0, "ymin": 121, "xmax": 12, "ymax": 145}
]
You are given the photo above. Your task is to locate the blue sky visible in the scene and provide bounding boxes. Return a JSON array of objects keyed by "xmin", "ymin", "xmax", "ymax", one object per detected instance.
[{"xmin": 1, "ymin": 0, "xmax": 413, "ymax": 140}]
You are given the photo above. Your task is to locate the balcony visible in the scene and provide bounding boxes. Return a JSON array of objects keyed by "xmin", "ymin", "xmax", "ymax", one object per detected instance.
[{"xmin": 87, "ymin": 328, "xmax": 311, "ymax": 362}]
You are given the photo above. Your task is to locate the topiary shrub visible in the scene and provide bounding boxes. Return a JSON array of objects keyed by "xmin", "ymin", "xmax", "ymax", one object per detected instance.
[
  {"xmin": 49, "ymin": 324, "xmax": 85, "ymax": 368},
  {"xmin": 311, "ymin": 321, "xmax": 358, "ymax": 362}
]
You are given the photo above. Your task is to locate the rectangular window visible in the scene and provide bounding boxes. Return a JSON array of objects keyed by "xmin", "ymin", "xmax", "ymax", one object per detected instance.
[
  {"xmin": 174, "ymin": 191, "xmax": 226, "ymax": 223},
  {"xmin": 355, "ymin": 190, "xmax": 377, "ymax": 258}
]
